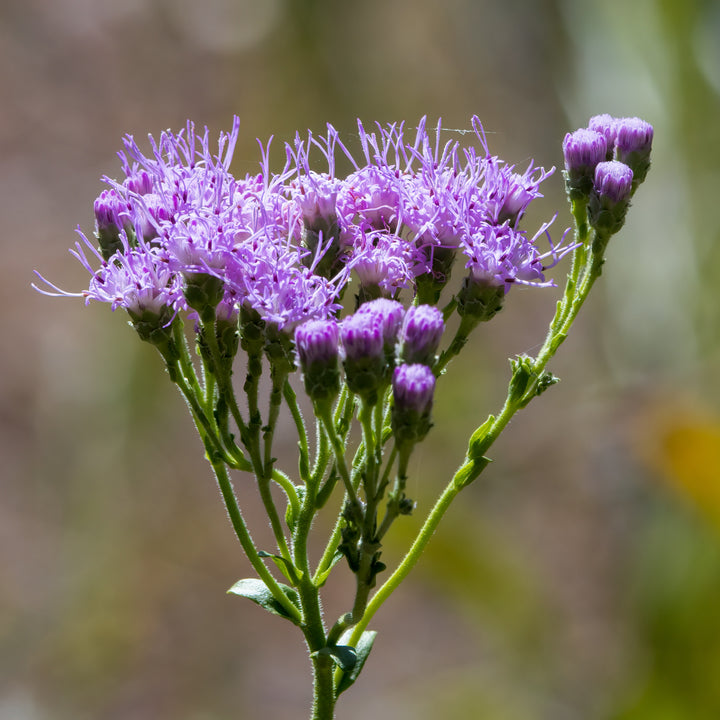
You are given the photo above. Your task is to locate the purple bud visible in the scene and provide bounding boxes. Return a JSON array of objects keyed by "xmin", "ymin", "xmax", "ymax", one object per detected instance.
[
  {"xmin": 594, "ymin": 161, "xmax": 634, "ymax": 204},
  {"xmin": 588, "ymin": 161, "xmax": 634, "ymax": 236},
  {"xmin": 391, "ymin": 363, "xmax": 436, "ymax": 446},
  {"xmin": 615, "ymin": 117, "xmax": 653, "ymax": 186},
  {"xmin": 615, "ymin": 117, "xmax": 653, "ymax": 157},
  {"xmin": 563, "ymin": 129, "xmax": 608, "ymax": 173},
  {"xmin": 356, "ymin": 298, "xmax": 405, "ymax": 350},
  {"xmin": 94, "ymin": 189, "xmax": 125, "ymax": 229},
  {"xmin": 392, "ymin": 364, "xmax": 435, "ymax": 415},
  {"xmin": 340, "ymin": 312, "xmax": 386, "ymax": 403},
  {"xmin": 340, "ymin": 312, "xmax": 384, "ymax": 363},
  {"xmin": 398, "ymin": 304, "xmax": 444, "ymax": 366},
  {"xmin": 295, "ymin": 319, "xmax": 340, "ymax": 370},
  {"xmin": 295, "ymin": 319, "xmax": 341, "ymax": 401},
  {"xmin": 124, "ymin": 169, "xmax": 155, "ymax": 195},
  {"xmin": 588, "ymin": 114, "xmax": 618, "ymax": 157},
  {"xmin": 562, "ymin": 129, "xmax": 608, "ymax": 199},
  {"xmin": 94, "ymin": 188, "xmax": 132, "ymax": 260}
]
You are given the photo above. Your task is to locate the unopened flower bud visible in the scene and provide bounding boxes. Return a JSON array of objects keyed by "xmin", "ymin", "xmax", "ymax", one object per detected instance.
[
  {"xmin": 588, "ymin": 115, "xmax": 618, "ymax": 159},
  {"xmin": 294, "ymin": 319, "xmax": 341, "ymax": 401},
  {"xmin": 456, "ymin": 275, "xmax": 506, "ymax": 324},
  {"xmin": 183, "ymin": 272, "xmax": 225, "ymax": 321},
  {"xmin": 391, "ymin": 364, "xmax": 435, "ymax": 447},
  {"xmin": 615, "ymin": 117, "xmax": 653, "ymax": 188},
  {"xmin": 588, "ymin": 161, "xmax": 634, "ymax": 237},
  {"xmin": 563, "ymin": 129, "xmax": 608, "ymax": 200},
  {"xmin": 94, "ymin": 189, "xmax": 132, "ymax": 260},
  {"xmin": 398, "ymin": 305, "xmax": 444, "ymax": 367},
  {"xmin": 340, "ymin": 312, "xmax": 386, "ymax": 403},
  {"xmin": 356, "ymin": 298, "xmax": 405, "ymax": 357}
]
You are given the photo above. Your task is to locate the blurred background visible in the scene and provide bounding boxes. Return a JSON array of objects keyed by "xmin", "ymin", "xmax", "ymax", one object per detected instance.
[{"xmin": 4, "ymin": 0, "xmax": 720, "ymax": 718}]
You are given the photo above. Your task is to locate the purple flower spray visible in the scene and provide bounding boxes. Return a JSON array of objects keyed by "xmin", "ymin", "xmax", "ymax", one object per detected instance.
[{"xmin": 34, "ymin": 112, "xmax": 652, "ymax": 720}]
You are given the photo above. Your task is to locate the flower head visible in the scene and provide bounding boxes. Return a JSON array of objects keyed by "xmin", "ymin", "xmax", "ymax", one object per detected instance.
[
  {"xmin": 398, "ymin": 305, "xmax": 445, "ymax": 366},
  {"xmin": 588, "ymin": 114, "xmax": 618, "ymax": 158},
  {"xmin": 614, "ymin": 117, "xmax": 653, "ymax": 187},
  {"xmin": 295, "ymin": 319, "xmax": 341, "ymax": 401},
  {"xmin": 391, "ymin": 363, "xmax": 436, "ymax": 447},
  {"xmin": 588, "ymin": 160, "xmax": 634, "ymax": 236},
  {"xmin": 340, "ymin": 310, "xmax": 388, "ymax": 403},
  {"xmin": 562, "ymin": 129, "xmax": 608, "ymax": 199}
]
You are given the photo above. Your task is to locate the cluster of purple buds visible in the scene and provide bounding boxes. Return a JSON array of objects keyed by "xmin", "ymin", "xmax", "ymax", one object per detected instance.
[
  {"xmin": 295, "ymin": 298, "xmax": 442, "ymax": 428},
  {"xmin": 563, "ymin": 114, "xmax": 653, "ymax": 236}
]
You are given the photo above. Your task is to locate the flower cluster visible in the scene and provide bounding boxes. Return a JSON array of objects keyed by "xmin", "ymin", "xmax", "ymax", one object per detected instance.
[
  {"xmin": 296, "ymin": 298, "xmax": 440, "ymax": 437},
  {"xmin": 34, "ymin": 112, "xmax": 654, "ymax": 719},
  {"xmin": 563, "ymin": 114, "xmax": 653, "ymax": 235},
  {"xmin": 37, "ymin": 116, "xmax": 572, "ymax": 342}
]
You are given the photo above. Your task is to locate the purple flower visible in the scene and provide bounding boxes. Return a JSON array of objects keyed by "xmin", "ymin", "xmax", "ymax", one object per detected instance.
[
  {"xmin": 483, "ymin": 158, "xmax": 554, "ymax": 227},
  {"xmin": 225, "ymin": 234, "xmax": 345, "ymax": 334},
  {"xmin": 286, "ymin": 127, "xmax": 343, "ymax": 229},
  {"xmin": 85, "ymin": 247, "xmax": 182, "ymax": 317},
  {"xmin": 459, "ymin": 223, "xmax": 546, "ymax": 293},
  {"xmin": 348, "ymin": 229, "xmax": 429, "ymax": 298},
  {"xmin": 398, "ymin": 305, "xmax": 444, "ymax": 366},
  {"xmin": 337, "ymin": 165, "xmax": 404, "ymax": 236}
]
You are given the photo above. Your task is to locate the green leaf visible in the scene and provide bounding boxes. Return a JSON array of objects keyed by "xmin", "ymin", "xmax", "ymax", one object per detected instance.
[
  {"xmin": 257, "ymin": 550, "xmax": 302, "ymax": 585},
  {"xmin": 285, "ymin": 485, "xmax": 306, "ymax": 530},
  {"xmin": 227, "ymin": 578, "xmax": 301, "ymax": 625},
  {"xmin": 454, "ymin": 456, "xmax": 492, "ymax": 490},
  {"xmin": 314, "ymin": 551, "xmax": 343, "ymax": 588},
  {"xmin": 336, "ymin": 630, "xmax": 377, "ymax": 695},
  {"xmin": 468, "ymin": 414, "xmax": 495, "ymax": 459},
  {"xmin": 313, "ymin": 644, "xmax": 357, "ymax": 673}
]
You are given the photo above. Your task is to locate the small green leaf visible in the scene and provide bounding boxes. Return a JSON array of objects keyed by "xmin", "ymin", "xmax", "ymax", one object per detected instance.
[
  {"xmin": 454, "ymin": 456, "xmax": 492, "ymax": 489},
  {"xmin": 468, "ymin": 414, "xmax": 495, "ymax": 459},
  {"xmin": 257, "ymin": 550, "xmax": 302, "ymax": 585},
  {"xmin": 313, "ymin": 645, "xmax": 357, "ymax": 673},
  {"xmin": 315, "ymin": 551, "xmax": 343, "ymax": 588},
  {"xmin": 227, "ymin": 578, "xmax": 301, "ymax": 625},
  {"xmin": 336, "ymin": 630, "xmax": 377, "ymax": 695}
]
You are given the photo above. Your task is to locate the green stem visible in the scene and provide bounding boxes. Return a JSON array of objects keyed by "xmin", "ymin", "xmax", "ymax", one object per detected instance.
[
  {"xmin": 344, "ymin": 231, "xmax": 607, "ymax": 654},
  {"xmin": 284, "ymin": 380, "xmax": 311, "ymax": 484},
  {"xmin": 290, "ymin": 441, "xmax": 336, "ymax": 719},
  {"xmin": 342, "ymin": 467, "xmax": 463, "ymax": 654},
  {"xmin": 256, "ymin": 367, "xmax": 293, "ymax": 560},
  {"xmin": 210, "ymin": 457, "xmax": 301, "ymax": 624},
  {"xmin": 316, "ymin": 402, "xmax": 360, "ymax": 510}
]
